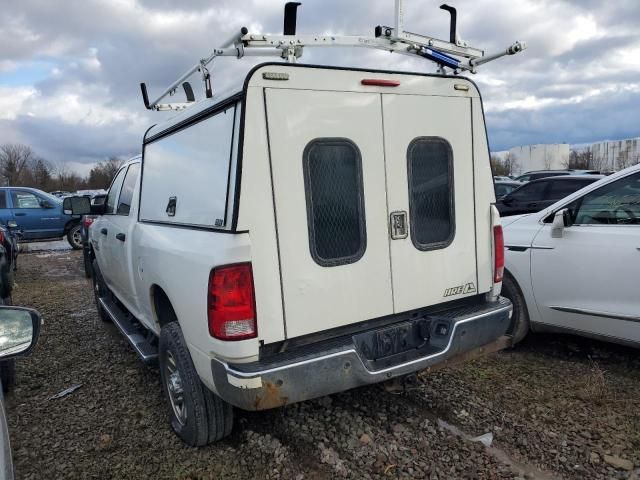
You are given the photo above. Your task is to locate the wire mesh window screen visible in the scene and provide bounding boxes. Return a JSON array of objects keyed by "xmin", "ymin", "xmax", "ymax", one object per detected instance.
[
  {"xmin": 407, "ymin": 137, "xmax": 455, "ymax": 250},
  {"xmin": 303, "ymin": 139, "xmax": 367, "ymax": 267}
]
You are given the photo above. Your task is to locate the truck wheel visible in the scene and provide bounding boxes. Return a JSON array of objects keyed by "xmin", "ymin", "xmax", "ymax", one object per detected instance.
[
  {"xmin": 83, "ymin": 250, "xmax": 93, "ymax": 279},
  {"xmin": 0, "ymin": 359, "xmax": 16, "ymax": 393},
  {"xmin": 92, "ymin": 260, "xmax": 110, "ymax": 322},
  {"xmin": 0, "ymin": 266, "xmax": 13, "ymax": 299},
  {"xmin": 67, "ymin": 224, "xmax": 83, "ymax": 250},
  {"xmin": 501, "ymin": 273, "xmax": 530, "ymax": 345},
  {"xmin": 159, "ymin": 322, "xmax": 233, "ymax": 446}
]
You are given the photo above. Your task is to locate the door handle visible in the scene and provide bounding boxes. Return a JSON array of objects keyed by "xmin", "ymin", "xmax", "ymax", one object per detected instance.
[
  {"xmin": 390, "ymin": 211, "xmax": 408, "ymax": 240},
  {"xmin": 100, "ymin": 228, "xmax": 108, "ymax": 235},
  {"xmin": 528, "ymin": 202, "xmax": 538, "ymax": 207},
  {"xmin": 115, "ymin": 233, "xmax": 126, "ymax": 242},
  {"xmin": 14, "ymin": 213, "xmax": 26, "ymax": 217}
]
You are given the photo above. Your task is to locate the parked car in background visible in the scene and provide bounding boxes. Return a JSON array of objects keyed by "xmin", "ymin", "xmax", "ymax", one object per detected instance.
[
  {"xmin": 502, "ymin": 164, "xmax": 640, "ymax": 347},
  {"xmin": 514, "ymin": 169, "xmax": 601, "ymax": 183},
  {"xmin": 0, "ymin": 188, "xmax": 83, "ymax": 249},
  {"xmin": 0, "ymin": 224, "xmax": 20, "ymax": 302},
  {"xmin": 513, "ymin": 170, "xmax": 572, "ymax": 183},
  {"xmin": 496, "ymin": 175, "xmax": 602, "ymax": 216},
  {"xmin": 49, "ymin": 191, "xmax": 71, "ymax": 198},
  {"xmin": 0, "ymin": 223, "xmax": 22, "ymax": 394},
  {"xmin": 0, "ymin": 306, "xmax": 42, "ymax": 479},
  {"xmin": 74, "ymin": 189, "xmax": 107, "ymax": 198},
  {"xmin": 494, "ymin": 180, "xmax": 522, "ymax": 199},
  {"xmin": 493, "ymin": 175, "xmax": 512, "ymax": 182}
]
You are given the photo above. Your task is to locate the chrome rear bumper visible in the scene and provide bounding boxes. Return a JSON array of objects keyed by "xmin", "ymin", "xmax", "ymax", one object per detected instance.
[{"xmin": 211, "ymin": 298, "xmax": 512, "ymax": 410}]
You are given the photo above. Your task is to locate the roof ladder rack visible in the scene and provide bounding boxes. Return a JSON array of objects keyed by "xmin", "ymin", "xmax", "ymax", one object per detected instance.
[{"xmin": 140, "ymin": 0, "xmax": 526, "ymax": 111}]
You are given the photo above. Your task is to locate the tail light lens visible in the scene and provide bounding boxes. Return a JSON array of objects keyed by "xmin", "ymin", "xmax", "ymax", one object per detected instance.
[
  {"xmin": 208, "ymin": 263, "xmax": 257, "ymax": 340},
  {"xmin": 83, "ymin": 216, "xmax": 95, "ymax": 228},
  {"xmin": 493, "ymin": 225, "xmax": 504, "ymax": 283},
  {"xmin": 0, "ymin": 230, "xmax": 4, "ymax": 244}
]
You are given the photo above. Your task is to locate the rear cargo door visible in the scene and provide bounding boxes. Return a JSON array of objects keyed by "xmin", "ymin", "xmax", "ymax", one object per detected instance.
[
  {"xmin": 265, "ymin": 89, "xmax": 393, "ymax": 338},
  {"xmin": 382, "ymin": 94, "xmax": 477, "ymax": 312}
]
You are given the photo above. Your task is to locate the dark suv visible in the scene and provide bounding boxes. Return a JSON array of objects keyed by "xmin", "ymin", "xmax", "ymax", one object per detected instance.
[
  {"xmin": 496, "ymin": 175, "xmax": 603, "ymax": 216},
  {"xmin": 514, "ymin": 169, "xmax": 600, "ymax": 183}
]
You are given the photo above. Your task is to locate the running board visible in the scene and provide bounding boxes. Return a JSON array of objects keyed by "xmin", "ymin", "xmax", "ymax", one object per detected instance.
[{"xmin": 99, "ymin": 297, "xmax": 158, "ymax": 363}]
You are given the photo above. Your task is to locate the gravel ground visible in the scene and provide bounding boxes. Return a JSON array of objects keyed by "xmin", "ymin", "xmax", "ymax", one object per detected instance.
[{"xmin": 6, "ymin": 249, "xmax": 640, "ymax": 480}]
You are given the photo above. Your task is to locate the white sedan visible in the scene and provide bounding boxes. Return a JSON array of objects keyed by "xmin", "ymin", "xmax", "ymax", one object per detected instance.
[{"xmin": 501, "ymin": 164, "xmax": 640, "ymax": 347}]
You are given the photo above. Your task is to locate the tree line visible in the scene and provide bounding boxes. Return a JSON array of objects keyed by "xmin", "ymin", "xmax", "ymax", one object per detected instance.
[
  {"xmin": 491, "ymin": 146, "xmax": 640, "ymax": 176},
  {"xmin": 0, "ymin": 143, "xmax": 124, "ymax": 192}
]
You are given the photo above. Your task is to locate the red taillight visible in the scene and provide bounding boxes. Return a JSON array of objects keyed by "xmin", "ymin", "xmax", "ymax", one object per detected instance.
[
  {"xmin": 208, "ymin": 263, "xmax": 257, "ymax": 341},
  {"xmin": 361, "ymin": 79, "xmax": 400, "ymax": 87},
  {"xmin": 493, "ymin": 225, "xmax": 504, "ymax": 283},
  {"xmin": 0, "ymin": 230, "xmax": 4, "ymax": 244},
  {"xmin": 83, "ymin": 216, "xmax": 95, "ymax": 228}
]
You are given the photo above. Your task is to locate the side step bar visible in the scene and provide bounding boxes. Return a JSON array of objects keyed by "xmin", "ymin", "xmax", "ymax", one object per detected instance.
[{"xmin": 99, "ymin": 297, "xmax": 158, "ymax": 363}]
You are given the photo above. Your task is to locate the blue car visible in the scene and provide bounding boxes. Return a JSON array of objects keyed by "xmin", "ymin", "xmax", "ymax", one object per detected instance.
[{"xmin": 0, "ymin": 187, "xmax": 82, "ymax": 249}]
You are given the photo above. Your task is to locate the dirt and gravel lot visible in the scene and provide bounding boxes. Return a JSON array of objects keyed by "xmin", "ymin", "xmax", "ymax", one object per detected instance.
[{"xmin": 5, "ymin": 246, "xmax": 640, "ymax": 479}]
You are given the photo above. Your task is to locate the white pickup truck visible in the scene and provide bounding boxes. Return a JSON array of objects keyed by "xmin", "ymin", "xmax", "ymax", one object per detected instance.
[{"xmin": 65, "ymin": 63, "xmax": 513, "ymax": 446}]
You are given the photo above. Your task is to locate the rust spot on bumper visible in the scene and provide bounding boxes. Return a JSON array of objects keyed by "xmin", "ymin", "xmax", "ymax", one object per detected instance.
[{"xmin": 254, "ymin": 380, "xmax": 289, "ymax": 410}]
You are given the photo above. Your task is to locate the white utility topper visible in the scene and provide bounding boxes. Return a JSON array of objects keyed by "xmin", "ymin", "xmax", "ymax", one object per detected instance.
[{"xmin": 67, "ymin": 1, "xmax": 523, "ymax": 446}]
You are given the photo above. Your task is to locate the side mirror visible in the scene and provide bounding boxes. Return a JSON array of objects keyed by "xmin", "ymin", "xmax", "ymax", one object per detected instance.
[
  {"xmin": 0, "ymin": 306, "xmax": 41, "ymax": 360},
  {"xmin": 63, "ymin": 196, "xmax": 91, "ymax": 215},
  {"xmin": 551, "ymin": 208, "xmax": 571, "ymax": 238},
  {"xmin": 91, "ymin": 194, "xmax": 107, "ymax": 207},
  {"xmin": 502, "ymin": 194, "xmax": 513, "ymax": 204},
  {"xmin": 7, "ymin": 220, "xmax": 17, "ymax": 229},
  {"xmin": 90, "ymin": 194, "xmax": 107, "ymax": 215},
  {"xmin": 39, "ymin": 200, "xmax": 53, "ymax": 209}
]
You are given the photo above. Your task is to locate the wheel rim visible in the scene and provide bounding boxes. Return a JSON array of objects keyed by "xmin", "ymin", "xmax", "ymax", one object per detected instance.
[
  {"xmin": 72, "ymin": 228, "xmax": 82, "ymax": 248},
  {"xmin": 164, "ymin": 350, "xmax": 187, "ymax": 426}
]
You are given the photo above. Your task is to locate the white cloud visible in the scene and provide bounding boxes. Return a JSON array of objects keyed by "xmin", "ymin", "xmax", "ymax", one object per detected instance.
[
  {"xmin": 0, "ymin": 86, "xmax": 38, "ymax": 120},
  {"xmin": 0, "ymin": 0, "xmax": 639, "ymax": 169}
]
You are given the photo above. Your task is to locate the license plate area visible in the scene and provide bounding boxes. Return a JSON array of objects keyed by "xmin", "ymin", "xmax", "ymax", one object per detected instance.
[{"xmin": 353, "ymin": 317, "xmax": 450, "ymax": 371}]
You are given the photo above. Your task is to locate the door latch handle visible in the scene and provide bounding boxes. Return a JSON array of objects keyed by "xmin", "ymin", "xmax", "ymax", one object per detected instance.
[
  {"xmin": 14, "ymin": 213, "xmax": 26, "ymax": 217},
  {"xmin": 166, "ymin": 196, "xmax": 177, "ymax": 217},
  {"xmin": 100, "ymin": 228, "xmax": 108, "ymax": 235},
  {"xmin": 390, "ymin": 211, "xmax": 408, "ymax": 240},
  {"xmin": 115, "ymin": 233, "xmax": 126, "ymax": 242}
]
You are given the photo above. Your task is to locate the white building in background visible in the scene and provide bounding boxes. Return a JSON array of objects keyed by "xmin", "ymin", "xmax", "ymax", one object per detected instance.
[
  {"xmin": 507, "ymin": 144, "xmax": 570, "ymax": 176},
  {"xmin": 589, "ymin": 138, "xmax": 640, "ymax": 172}
]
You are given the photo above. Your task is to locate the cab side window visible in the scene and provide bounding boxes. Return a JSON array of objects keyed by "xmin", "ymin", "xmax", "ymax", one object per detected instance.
[
  {"xmin": 105, "ymin": 168, "xmax": 127, "ymax": 215},
  {"xmin": 117, "ymin": 164, "xmax": 140, "ymax": 216},
  {"xmin": 570, "ymin": 173, "xmax": 640, "ymax": 225},
  {"xmin": 509, "ymin": 181, "xmax": 548, "ymax": 202},
  {"xmin": 11, "ymin": 191, "xmax": 42, "ymax": 209}
]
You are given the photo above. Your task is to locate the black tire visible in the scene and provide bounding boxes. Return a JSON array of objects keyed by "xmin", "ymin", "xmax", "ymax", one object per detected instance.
[
  {"xmin": 159, "ymin": 322, "xmax": 233, "ymax": 446},
  {"xmin": 92, "ymin": 260, "xmax": 110, "ymax": 322},
  {"xmin": 67, "ymin": 224, "xmax": 83, "ymax": 250},
  {"xmin": 0, "ymin": 265, "xmax": 13, "ymax": 299},
  {"xmin": 0, "ymin": 359, "xmax": 16, "ymax": 394},
  {"xmin": 83, "ymin": 250, "xmax": 92, "ymax": 279},
  {"xmin": 501, "ymin": 272, "xmax": 530, "ymax": 345}
]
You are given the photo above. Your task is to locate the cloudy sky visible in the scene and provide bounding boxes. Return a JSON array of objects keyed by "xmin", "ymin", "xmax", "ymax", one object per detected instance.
[{"xmin": 1, "ymin": 0, "xmax": 639, "ymax": 174}]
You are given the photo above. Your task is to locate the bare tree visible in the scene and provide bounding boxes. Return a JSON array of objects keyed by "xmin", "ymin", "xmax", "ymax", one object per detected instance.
[
  {"xmin": 87, "ymin": 156, "xmax": 125, "ymax": 189},
  {"xmin": 0, "ymin": 144, "xmax": 36, "ymax": 186},
  {"xmin": 503, "ymin": 152, "xmax": 518, "ymax": 176},
  {"xmin": 31, "ymin": 157, "xmax": 53, "ymax": 190},
  {"xmin": 490, "ymin": 155, "xmax": 509, "ymax": 176}
]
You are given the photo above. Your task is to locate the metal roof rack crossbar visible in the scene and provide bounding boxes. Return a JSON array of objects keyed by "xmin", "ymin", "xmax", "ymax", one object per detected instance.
[{"xmin": 140, "ymin": 0, "xmax": 526, "ymax": 111}]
